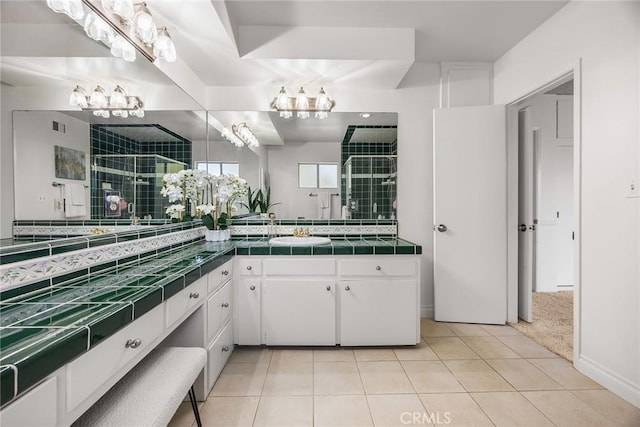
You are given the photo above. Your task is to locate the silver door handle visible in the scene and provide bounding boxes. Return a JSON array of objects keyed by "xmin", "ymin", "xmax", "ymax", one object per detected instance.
[
  {"xmin": 529, "ymin": 225, "xmax": 536, "ymax": 231},
  {"xmin": 125, "ymin": 338, "xmax": 142, "ymax": 349},
  {"xmin": 344, "ymin": 286, "xmax": 350, "ymax": 291},
  {"xmin": 246, "ymin": 266, "xmax": 252, "ymax": 271},
  {"xmin": 222, "ymin": 302, "xmax": 229, "ymax": 308},
  {"xmin": 222, "ymin": 346, "xmax": 229, "ymax": 352},
  {"xmin": 326, "ymin": 285, "xmax": 331, "ymax": 291},
  {"xmin": 375, "ymin": 266, "xmax": 381, "ymax": 271},
  {"xmin": 437, "ymin": 224, "xmax": 447, "ymax": 232},
  {"xmin": 249, "ymin": 285, "xmax": 256, "ymax": 290},
  {"xmin": 222, "ymin": 270, "xmax": 229, "ymax": 276},
  {"xmin": 189, "ymin": 292, "xmax": 199, "ymax": 299},
  {"xmin": 519, "ymin": 224, "xmax": 527, "ymax": 232}
]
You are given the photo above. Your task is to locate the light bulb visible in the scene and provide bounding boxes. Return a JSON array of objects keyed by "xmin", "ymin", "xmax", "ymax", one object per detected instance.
[
  {"xmin": 295, "ymin": 87, "xmax": 309, "ymax": 110},
  {"xmin": 297, "ymin": 111, "xmax": 310, "ymax": 119},
  {"xmin": 130, "ymin": 109, "xmax": 144, "ymax": 118},
  {"xmin": 89, "ymin": 86, "xmax": 108, "ymax": 108},
  {"xmin": 69, "ymin": 86, "xmax": 88, "ymax": 108},
  {"xmin": 315, "ymin": 111, "xmax": 328, "ymax": 119},
  {"xmin": 47, "ymin": 0, "xmax": 84, "ymax": 20},
  {"xmin": 153, "ymin": 28, "xmax": 176, "ymax": 62},
  {"xmin": 84, "ymin": 12, "xmax": 114, "ymax": 45},
  {"xmin": 315, "ymin": 87, "xmax": 332, "ymax": 110},
  {"xmin": 110, "ymin": 86, "xmax": 127, "ymax": 108},
  {"xmin": 101, "ymin": 0, "xmax": 134, "ymax": 20},
  {"xmin": 280, "ymin": 111, "xmax": 293, "ymax": 119},
  {"xmin": 111, "ymin": 35, "xmax": 136, "ymax": 62},
  {"xmin": 276, "ymin": 86, "xmax": 289, "ymax": 110},
  {"xmin": 132, "ymin": 3, "xmax": 157, "ymax": 44}
]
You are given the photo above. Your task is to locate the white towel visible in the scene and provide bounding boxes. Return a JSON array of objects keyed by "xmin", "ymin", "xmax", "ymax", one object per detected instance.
[
  {"xmin": 318, "ymin": 192, "xmax": 331, "ymax": 219},
  {"xmin": 65, "ymin": 183, "xmax": 87, "ymax": 218}
]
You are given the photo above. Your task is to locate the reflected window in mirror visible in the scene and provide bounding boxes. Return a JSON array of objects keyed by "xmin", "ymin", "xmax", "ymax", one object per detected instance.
[
  {"xmin": 195, "ymin": 161, "xmax": 240, "ymax": 177},
  {"xmin": 298, "ymin": 163, "xmax": 338, "ymax": 189}
]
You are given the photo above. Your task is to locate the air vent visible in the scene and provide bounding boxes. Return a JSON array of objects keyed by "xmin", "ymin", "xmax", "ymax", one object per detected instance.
[{"xmin": 52, "ymin": 121, "xmax": 66, "ymax": 133}]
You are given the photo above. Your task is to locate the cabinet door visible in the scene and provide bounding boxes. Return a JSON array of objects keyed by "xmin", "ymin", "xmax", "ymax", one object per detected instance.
[
  {"xmin": 207, "ymin": 280, "xmax": 233, "ymax": 342},
  {"xmin": 235, "ymin": 278, "xmax": 261, "ymax": 345},
  {"xmin": 340, "ymin": 280, "xmax": 417, "ymax": 346},
  {"xmin": 262, "ymin": 280, "xmax": 336, "ymax": 346}
]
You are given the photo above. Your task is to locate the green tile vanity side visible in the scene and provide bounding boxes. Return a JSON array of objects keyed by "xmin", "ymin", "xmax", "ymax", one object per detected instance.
[
  {"xmin": 52, "ymin": 269, "xmax": 89, "ymax": 285},
  {"xmin": 291, "ymin": 246, "xmax": 311, "ymax": 256},
  {"xmin": 395, "ymin": 245, "xmax": 415, "ymax": 255},
  {"xmin": 87, "ymin": 305, "xmax": 134, "ymax": 346},
  {"xmin": 249, "ymin": 246, "xmax": 270, "ymax": 256},
  {"xmin": 162, "ymin": 276, "xmax": 185, "ymax": 299},
  {"xmin": 0, "ymin": 366, "xmax": 15, "ymax": 405},
  {"xmin": 415, "ymin": 246, "xmax": 422, "ymax": 254},
  {"xmin": 374, "ymin": 245, "xmax": 394, "ymax": 255},
  {"xmin": 354, "ymin": 246, "xmax": 374, "ymax": 255},
  {"xmin": 313, "ymin": 246, "xmax": 333, "ymax": 255},
  {"xmin": 0, "ymin": 280, "xmax": 51, "ymax": 302},
  {"xmin": 271, "ymin": 246, "xmax": 291, "ymax": 256},
  {"xmin": 0, "ymin": 248, "xmax": 51, "ymax": 265}
]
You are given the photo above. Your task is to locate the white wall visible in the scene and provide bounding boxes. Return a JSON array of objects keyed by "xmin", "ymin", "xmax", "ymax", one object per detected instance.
[
  {"xmin": 529, "ymin": 94, "xmax": 574, "ymax": 292},
  {"xmin": 13, "ymin": 111, "xmax": 90, "ymax": 220},
  {"xmin": 267, "ymin": 142, "xmax": 341, "ymax": 219},
  {"xmin": 495, "ymin": 0, "xmax": 640, "ymax": 406}
]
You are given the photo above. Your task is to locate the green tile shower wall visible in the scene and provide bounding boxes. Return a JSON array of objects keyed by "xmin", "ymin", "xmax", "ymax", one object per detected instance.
[{"xmin": 90, "ymin": 124, "xmax": 192, "ymax": 220}]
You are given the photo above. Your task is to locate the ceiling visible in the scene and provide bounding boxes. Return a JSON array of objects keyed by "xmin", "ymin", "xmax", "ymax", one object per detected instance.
[{"xmin": 1, "ymin": 0, "xmax": 569, "ymax": 144}]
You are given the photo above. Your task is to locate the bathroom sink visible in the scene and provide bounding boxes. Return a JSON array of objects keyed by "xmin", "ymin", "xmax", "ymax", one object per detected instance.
[{"xmin": 269, "ymin": 236, "xmax": 331, "ymax": 247}]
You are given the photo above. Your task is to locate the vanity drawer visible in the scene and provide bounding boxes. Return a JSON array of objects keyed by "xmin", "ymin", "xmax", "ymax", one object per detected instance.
[
  {"xmin": 208, "ymin": 260, "xmax": 233, "ymax": 294},
  {"xmin": 237, "ymin": 258, "xmax": 262, "ymax": 276},
  {"xmin": 66, "ymin": 304, "xmax": 164, "ymax": 412},
  {"xmin": 264, "ymin": 258, "xmax": 335, "ymax": 276},
  {"xmin": 165, "ymin": 276, "xmax": 207, "ymax": 328},
  {"xmin": 339, "ymin": 257, "xmax": 417, "ymax": 277},
  {"xmin": 2, "ymin": 377, "xmax": 57, "ymax": 427},
  {"xmin": 206, "ymin": 321, "xmax": 234, "ymax": 390},
  {"xmin": 207, "ymin": 280, "xmax": 233, "ymax": 342}
]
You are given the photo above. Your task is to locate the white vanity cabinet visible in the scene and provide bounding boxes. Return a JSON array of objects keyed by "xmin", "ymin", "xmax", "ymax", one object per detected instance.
[
  {"xmin": 234, "ymin": 257, "xmax": 262, "ymax": 345},
  {"xmin": 339, "ymin": 257, "xmax": 420, "ymax": 346}
]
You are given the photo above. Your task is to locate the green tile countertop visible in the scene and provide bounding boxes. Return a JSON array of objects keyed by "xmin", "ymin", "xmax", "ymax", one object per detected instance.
[{"xmin": 0, "ymin": 236, "xmax": 420, "ymax": 407}]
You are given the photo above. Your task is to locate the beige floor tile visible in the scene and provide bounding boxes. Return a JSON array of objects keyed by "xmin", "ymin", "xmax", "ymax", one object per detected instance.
[
  {"xmin": 354, "ymin": 348, "xmax": 397, "ymax": 361},
  {"xmin": 394, "ymin": 340, "xmax": 439, "ymax": 361},
  {"xmin": 528, "ymin": 358, "xmax": 603, "ymax": 389},
  {"xmin": 421, "ymin": 318, "xmax": 456, "ymax": 337},
  {"xmin": 211, "ymin": 363, "xmax": 269, "ymax": 397},
  {"xmin": 419, "ymin": 393, "xmax": 493, "ymax": 427},
  {"xmin": 522, "ymin": 390, "xmax": 615, "ymax": 426},
  {"xmin": 444, "ymin": 360, "xmax": 514, "ymax": 392},
  {"xmin": 357, "ymin": 361, "xmax": 415, "ymax": 394},
  {"xmin": 314, "ymin": 395, "xmax": 374, "ymax": 427},
  {"xmin": 481, "ymin": 324, "xmax": 523, "ymax": 336},
  {"xmin": 471, "ymin": 391, "xmax": 555, "ymax": 426},
  {"xmin": 199, "ymin": 397, "xmax": 260, "ymax": 427},
  {"xmin": 228, "ymin": 347, "xmax": 273, "ymax": 364},
  {"xmin": 424, "ymin": 337, "xmax": 480, "ymax": 360},
  {"xmin": 460, "ymin": 336, "xmax": 521, "ymax": 359},
  {"xmin": 168, "ymin": 401, "xmax": 197, "ymax": 427},
  {"xmin": 572, "ymin": 389, "xmax": 640, "ymax": 427},
  {"xmin": 496, "ymin": 335, "xmax": 559, "ymax": 358},
  {"xmin": 445, "ymin": 323, "xmax": 491, "ymax": 337},
  {"xmin": 313, "ymin": 348, "xmax": 356, "ymax": 362},
  {"xmin": 485, "ymin": 359, "xmax": 563, "ymax": 391},
  {"xmin": 401, "ymin": 361, "xmax": 465, "ymax": 393},
  {"xmin": 262, "ymin": 362, "xmax": 313, "ymax": 396},
  {"xmin": 270, "ymin": 349, "xmax": 313, "ymax": 363},
  {"xmin": 314, "ymin": 361, "xmax": 364, "ymax": 395},
  {"xmin": 366, "ymin": 393, "xmax": 427, "ymax": 427},
  {"xmin": 253, "ymin": 396, "xmax": 313, "ymax": 427}
]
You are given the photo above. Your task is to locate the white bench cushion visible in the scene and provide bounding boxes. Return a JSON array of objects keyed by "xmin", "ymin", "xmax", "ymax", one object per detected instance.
[{"xmin": 73, "ymin": 346, "xmax": 206, "ymax": 427}]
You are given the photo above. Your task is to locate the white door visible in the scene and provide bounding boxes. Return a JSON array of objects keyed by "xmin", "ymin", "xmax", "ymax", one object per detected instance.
[
  {"xmin": 517, "ymin": 111, "xmax": 535, "ymax": 322},
  {"xmin": 433, "ymin": 105, "xmax": 507, "ymax": 325}
]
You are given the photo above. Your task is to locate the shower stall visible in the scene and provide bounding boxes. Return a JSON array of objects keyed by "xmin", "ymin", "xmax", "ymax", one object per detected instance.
[
  {"xmin": 91, "ymin": 154, "xmax": 187, "ymax": 219},
  {"xmin": 343, "ymin": 155, "xmax": 397, "ymax": 220}
]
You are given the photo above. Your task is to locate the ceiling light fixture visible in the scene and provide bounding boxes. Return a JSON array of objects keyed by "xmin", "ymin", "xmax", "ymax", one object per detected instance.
[
  {"xmin": 271, "ymin": 86, "xmax": 335, "ymax": 120},
  {"xmin": 232, "ymin": 123, "xmax": 259, "ymax": 148},
  {"xmin": 47, "ymin": 0, "xmax": 176, "ymax": 63},
  {"xmin": 70, "ymin": 85, "xmax": 144, "ymax": 118},
  {"xmin": 221, "ymin": 127, "xmax": 244, "ymax": 148}
]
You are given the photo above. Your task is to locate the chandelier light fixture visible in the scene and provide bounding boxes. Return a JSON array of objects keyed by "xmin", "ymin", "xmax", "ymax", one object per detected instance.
[
  {"xmin": 220, "ymin": 123, "xmax": 259, "ymax": 148},
  {"xmin": 69, "ymin": 85, "xmax": 145, "ymax": 118},
  {"xmin": 271, "ymin": 86, "xmax": 335, "ymax": 119},
  {"xmin": 46, "ymin": 0, "xmax": 176, "ymax": 63}
]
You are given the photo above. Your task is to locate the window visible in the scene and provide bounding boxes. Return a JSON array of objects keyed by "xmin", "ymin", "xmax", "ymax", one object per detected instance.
[
  {"xmin": 195, "ymin": 161, "xmax": 240, "ymax": 177},
  {"xmin": 298, "ymin": 163, "xmax": 338, "ymax": 189}
]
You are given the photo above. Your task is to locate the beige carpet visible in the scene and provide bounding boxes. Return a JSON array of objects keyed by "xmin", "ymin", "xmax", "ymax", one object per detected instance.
[{"xmin": 509, "ymin": 291, "xmax": 574, "ymax": 362}]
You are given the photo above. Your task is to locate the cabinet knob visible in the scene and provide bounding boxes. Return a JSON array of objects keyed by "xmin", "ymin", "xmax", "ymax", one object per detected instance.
[
  {"xmin": 326, "ymin": 285, "xmax": 331, "ymax": 291},
  {"xmin": 222, "ymin": 346, "xmax": 229, "ymax": 352},
  {"xmin": 189, "ymin": 292, "xmax": 200, "ymax": 299},
  {"xmin": 250, "ymin": 285, "xmax": 256, "ymax": 291},
  {"xmin": 345, "ymin": 286, "xmax": 350, "ymax": 291},
  {"xmin": 376, "ymin": 265, "xmax": 381, "ymax": 271},
  {"xmin": 125, "ymin": 338, "xmax": 142, "ymax": 349},
  {"xmin": 222, "ymin": 270, "xmax": 229, "ymax": 276},
  {"xmin": 246, "ymin": 265, "xmax": 252, "ymax": 271},
  {"xmin": 222, "ymin": 302, "xmax": 229, "ymax": 308}
]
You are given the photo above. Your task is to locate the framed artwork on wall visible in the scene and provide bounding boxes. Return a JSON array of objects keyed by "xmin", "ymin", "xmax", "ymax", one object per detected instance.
[{"xmin": 54, "ymin": 145, "xmax": 86, "ymax": 180}]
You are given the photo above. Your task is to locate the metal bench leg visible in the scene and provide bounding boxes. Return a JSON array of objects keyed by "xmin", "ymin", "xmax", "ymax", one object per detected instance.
[{"xmin": 188, "ymin": 386, "xmax": 203, "ymax": 427}]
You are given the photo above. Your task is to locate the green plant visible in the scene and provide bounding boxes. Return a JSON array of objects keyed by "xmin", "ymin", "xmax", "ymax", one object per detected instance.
[
  {"xmin": 241, "ymin": 186, "xmax": 261, "ymax": 213},
  {"xmin": 257, "ymin": 186, "xmax": 281, "ymax": 213},
  {"xmin": 217, "ymin": 212, "xmax": 230, "ymax": 230}
]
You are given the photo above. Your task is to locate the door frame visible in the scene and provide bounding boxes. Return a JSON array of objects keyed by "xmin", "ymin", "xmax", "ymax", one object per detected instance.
[{"xmin": 505, "ymin": 60, "xmax": 582, "ymax": 363}]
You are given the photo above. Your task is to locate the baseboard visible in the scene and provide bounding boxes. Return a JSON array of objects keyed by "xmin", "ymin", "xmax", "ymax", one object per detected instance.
[
  {"xmin": 575, "ymin": 354, "xmax": 640, "ymax": 408},
  {"xmin": 420, "ymin": 305, "xmax": 434, "ymax": 319}
]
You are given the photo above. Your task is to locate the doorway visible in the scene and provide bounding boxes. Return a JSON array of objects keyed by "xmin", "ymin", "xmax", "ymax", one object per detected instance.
[{"xmin": 512, "ymin": 77, "xmax": 576, "ymax": 361}]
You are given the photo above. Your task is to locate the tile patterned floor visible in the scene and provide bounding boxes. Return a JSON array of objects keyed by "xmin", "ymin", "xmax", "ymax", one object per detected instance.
[{"xmin": 169, "ymin": 319, "xmax": 640, "ymax": 427}]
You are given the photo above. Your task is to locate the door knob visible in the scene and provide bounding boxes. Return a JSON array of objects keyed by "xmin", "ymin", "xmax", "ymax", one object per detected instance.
[
  {"xmin": 437, "ymin": 224, "xmax": 447, "ymax": 232},
  {"xmin": 249, "ymin": 285, "xmax": 256, "ymax": 290},
  {"xmin": 326, "ymin": 285, "xmax": 331, "ymax": 291},
  {"xmin": 519, "ymin": 224, "xmax": 527, "ymax": 232}
]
